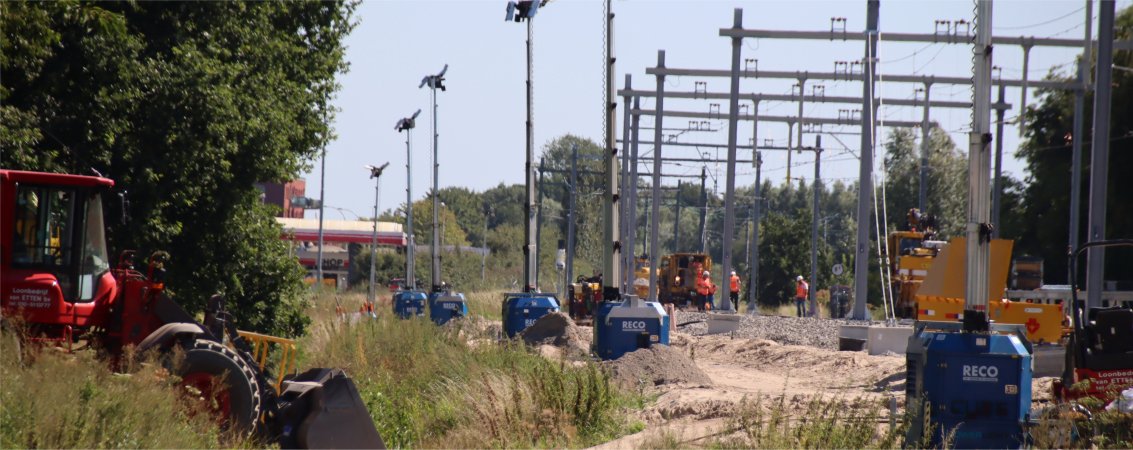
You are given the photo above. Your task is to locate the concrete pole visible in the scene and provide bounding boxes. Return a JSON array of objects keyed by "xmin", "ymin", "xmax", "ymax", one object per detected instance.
[
  {"xmin": 523, "ymin": 18, "xmax": 538, "ymax": 292},
  {"xmin": 699, "ymin": 166, "xmax": 708, "ymax": 254},
  {"xmin": 963, "ymin": 0, "xmax": 993, "ymax": 320},
  {"xmin": 602, "ymin": 0, "xmax": 622, "ymax": 299},
  {"xmin": 790, "ymin": 78, "xmax": 806, "ymax": 184},
  {"xmin": 1069, "ymin": 59, "xmax": 1085, "ymax": 279},
  {"xmin": 719, "ymin": 8, "xmax": 744, "ymax": 312},
  {"xmin": 748, "ymin": 151, "xmax": 762, "ymax": 314},
  {"xmin": 621, "ymin": 74, "xmax": 633, "ymax": 291},
  {"xmin": 992, "ymin": 84, "xmax": 1006, "ymax": 237},
  {"xmin": 648, "ymin": 50, "xmax": 666, "ymax": 301},
  {"xmin": 810, "ymin": 137, "xmax": 822, "ymax": 317},
  {"xmin": 748, "ymin": 100, "xmax": 761, "ymax": 314},
  {"xmin": 1086, "ymin": 0, "xmax": 1116, "ymax": 308},
  {"xmin": 566, "ymin": 145, "xmax": 578, "ymax": 290},
  {"xmin": 674, "ymin": 181, "xmax": 683, "ymax": 252},
  {"xmin": 1069, "ymin": 1, "xmax": 1093, "ymax": 282},
  {"xmin": 628, "ymin": 97, "xmax": 641, "ymax": 266},
  {"xmin": 918, "ymin": 83, "xmax": 932, "ymax": 212},
  {"xmin": 786, "ymin": 122, "xmax": 795, "ymax": 182},
  {"xmin": 1018, "ymin": 43, "xmax": 1032, "ymax": 137},
  {"xmin": 852, "ymin": 0, "xmax": 879, "ymax": 320}
]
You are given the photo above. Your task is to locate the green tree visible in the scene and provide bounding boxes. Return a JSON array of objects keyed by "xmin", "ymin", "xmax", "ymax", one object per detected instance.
[
  {"xmin": 1, "ymin": 1, "xmax": 356, "ymax": 336},
  {"xmin": 1014, "ymin": 6, "xmax": 1133, "ymax": 284},
  {"xmin": 882, "ymin": 126, "xmax": 968, "ymax": 237}
]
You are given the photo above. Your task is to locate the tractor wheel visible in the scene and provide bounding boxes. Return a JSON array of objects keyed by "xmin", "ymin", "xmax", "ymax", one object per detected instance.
[{"xmin": 173, "ymin": 339, "xmax": 262, "ymax": 433}]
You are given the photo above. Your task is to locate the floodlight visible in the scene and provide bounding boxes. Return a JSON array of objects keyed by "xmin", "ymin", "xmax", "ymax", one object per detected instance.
[
  {"xmin": 366, "ymin": 162, "xmax": 390, "ymax": 179},
  {"xmin": 395, "ymin": 109, "xmax": 422, "ymax": 131}
]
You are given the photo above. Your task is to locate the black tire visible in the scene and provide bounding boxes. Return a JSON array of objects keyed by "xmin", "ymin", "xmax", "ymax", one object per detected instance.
[{"xmin": 172, "ymin": 339, "xmax": 262, "ymax": 433}]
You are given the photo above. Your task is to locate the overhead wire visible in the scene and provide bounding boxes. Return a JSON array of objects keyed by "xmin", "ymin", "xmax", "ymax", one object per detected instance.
[{"xmin": 994, "ymin": 6, "xmax": 1085, "ymax": 31}]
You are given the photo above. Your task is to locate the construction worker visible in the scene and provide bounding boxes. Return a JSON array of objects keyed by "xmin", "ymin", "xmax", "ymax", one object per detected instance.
[
  {"xmin": 729, "ymin": 270, "xmax": 741, "ymax": 310},
  {"xmin": 795, "ymin": 275, "xmax": 809, "ymax": 317},
  {"xmin": 697, "ymin": 270, "xmax": 717, "ymax": 311}
]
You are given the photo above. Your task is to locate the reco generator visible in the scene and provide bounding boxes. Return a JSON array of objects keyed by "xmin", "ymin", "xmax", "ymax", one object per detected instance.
[
  {"xmin": 502, "ymin": 293, "xmax": 560, "ymax": 338},
  {"xmin": 393, "ymin": 290, "xmax": 427, "ymax": 319},
  {"xmin": 905, "ymin": 321, "xmax": 1032, "ymax": 449},
  {"xmin": 428, "ymin": 292, "xmax": 468, "ymax": 325},
  {"xmin": 593, "ymin": 295, "xmax": 670, "ymax": 360}
]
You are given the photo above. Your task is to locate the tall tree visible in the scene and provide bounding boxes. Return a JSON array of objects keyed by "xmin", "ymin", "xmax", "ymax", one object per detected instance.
[
  {"xmin": 1015, "ymin": 6, "xmax": 1133, "ymax": 284},
  {"xmin": 881, "ymin": 126, "xmax": 968, "ymax": 238},
  {"xmin": 1, "ymin": 1, "xmax": 357, "ymax": 336}
]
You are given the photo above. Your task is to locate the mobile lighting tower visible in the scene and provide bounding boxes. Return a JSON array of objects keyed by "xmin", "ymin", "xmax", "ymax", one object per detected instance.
[
  {"xmin": 366, "ymin": 162, "xmax": 390, "ymax": 304},
  {"xmin": 904, "ymin": 2, "xmax": 1033, "ymax": 447},
  {"xmin": 394, "ymin": 110, "xmax": 427, "ymax": 318},
  {"xmin": 501, "ymin": 0, "xmax": 561, "ymax": 337},
  {"xmin": 420, "ymin": 64, "xmax": 448, "ymax": 294}
]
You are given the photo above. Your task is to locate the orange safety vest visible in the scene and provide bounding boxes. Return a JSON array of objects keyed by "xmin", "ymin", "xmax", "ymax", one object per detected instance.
[
  {"xmin": 796, "ymin": 281, "xmax": 809, "ymax": 299},
  {"xmin": 696, "ymin": 276, "xmax": 710, "ymax": 295},
  {"xmin": 729, "ymin": 275, "xmax": 740, "ymax": 293}
]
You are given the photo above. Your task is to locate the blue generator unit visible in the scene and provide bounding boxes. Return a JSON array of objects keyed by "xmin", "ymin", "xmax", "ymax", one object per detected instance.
[
  {"xmin": 501, "ymin": 293, "xmax": 560, "ymax": 338},
  {"xmin": 429, "ymin": 291, "xmax": 468, "ymax": 325},
  {"xmin": 905, "ymin": 321, "xmax": 1033, "ymax": 449},
  {"xmin": 392, "ymin": 290, "xmax": 427, "ymax": 319},
  {"xmin": 593, "ymin": 295, "xmax": 670, "ymax": 360}
]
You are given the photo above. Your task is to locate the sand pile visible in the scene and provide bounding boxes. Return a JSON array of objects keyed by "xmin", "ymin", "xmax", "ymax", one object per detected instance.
[
  {"xmin": 519, "ymin": 312, "xmax": 591, "ymax": 355},
  {"xmin": 605, "ymin": 345, "xmax": 711, "ymax": 389}
]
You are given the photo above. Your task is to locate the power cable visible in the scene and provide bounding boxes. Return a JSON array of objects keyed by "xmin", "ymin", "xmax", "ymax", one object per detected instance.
[{"xmin": 994, "ymin": 6, "xmax": 1085, "ymax": 31}]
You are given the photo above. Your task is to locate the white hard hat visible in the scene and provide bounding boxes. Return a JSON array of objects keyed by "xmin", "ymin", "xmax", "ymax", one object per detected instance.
[
  {"xmin": 731, "ymin": 270, "xmax": 736, "ymax": 275},
  {"xmin": 797, "ymin": 275, "xmax": 804, "ymax": 281},
  {"xmin": 703, "ymin": 270, "xmax": 710, "ymax": 276}
]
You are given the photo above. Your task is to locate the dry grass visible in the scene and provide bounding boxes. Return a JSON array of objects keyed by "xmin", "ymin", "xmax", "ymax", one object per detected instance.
[{"xmin": 0, "ymin": 327, "xmax": 243, "ymax": 449}]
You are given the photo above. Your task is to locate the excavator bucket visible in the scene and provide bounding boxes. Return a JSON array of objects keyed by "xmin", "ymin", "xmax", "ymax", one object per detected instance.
[{"xmin": 273, "ymin": 368, "xmax": 384, "ymax": 449}]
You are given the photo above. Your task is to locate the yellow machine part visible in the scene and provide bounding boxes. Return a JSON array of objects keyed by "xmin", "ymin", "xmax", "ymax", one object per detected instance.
[
  {"xmin": 914, "ymin": 237, "xmax": 1062, "ymax": 343},
  {"xmin": 236, "ymin": 330, "xmax": 298, "ymax": 394}
]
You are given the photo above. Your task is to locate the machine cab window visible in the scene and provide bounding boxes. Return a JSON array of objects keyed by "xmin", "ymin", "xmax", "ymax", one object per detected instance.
[{"xmin": 11, "ymin": 185, "xmax": 109, "ymax": 301}]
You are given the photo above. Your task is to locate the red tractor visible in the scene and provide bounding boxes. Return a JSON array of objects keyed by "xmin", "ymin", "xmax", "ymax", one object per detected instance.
[{"xmin": 0, "ymin": 169, "xmax": 383, "ymax": 448}]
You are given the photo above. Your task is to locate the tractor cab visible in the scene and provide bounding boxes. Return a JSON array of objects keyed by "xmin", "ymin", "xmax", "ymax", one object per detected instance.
[{"xmin": 2, "ymin": 170, "xmax": 117, "ymax": 327}]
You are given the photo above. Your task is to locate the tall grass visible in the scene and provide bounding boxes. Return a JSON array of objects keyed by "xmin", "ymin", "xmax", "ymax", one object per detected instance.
[
  {"xmin": 300, "ymin": 292, "xmax": 639, "ymax": 448},
  {"xmin": 0, "ymin": 329, "xmax": 235, "ymax": 448},
  {"xmin": 708, "ymin": 394, "xmax": 904, "ymax": 449}
]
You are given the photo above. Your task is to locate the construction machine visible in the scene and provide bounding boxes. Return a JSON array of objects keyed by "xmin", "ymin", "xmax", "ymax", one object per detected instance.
[
  {"xmin": 567, "ymin": 273, "xmax": 603, "ymax": 325},
  {"xmin": 885, "ymin": 208, "xmax": 1063, "ymax": 343},
  {"xmin": 0, "ymin": 170, "xmax": 383, "ymax": 448},
  {"xmin": 1054, "ymin": 240, "xmax": 1133, "ymax": 407},
  {"xmin": 657, "ymin": 253, "xmax": 711, "ymax": 308},
  {"xmin": 886, "ymin": 208, "xmax": 946, "ymax": 318}
]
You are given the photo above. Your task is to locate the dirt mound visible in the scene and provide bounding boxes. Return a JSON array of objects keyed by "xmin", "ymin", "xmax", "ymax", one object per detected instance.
[
  {"xmin": 605, "ymin": 345, "xmax": 711, "ymax": 390},
  {"xmin": 519, "ymin": 312, "xmax": 590, "ymax": 355},
  {"xmin": 696, "ymin": 337, "xmax": 905, "ymax": 389}
]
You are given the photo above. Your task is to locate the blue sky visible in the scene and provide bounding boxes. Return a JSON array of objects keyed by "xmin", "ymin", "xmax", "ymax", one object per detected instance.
[{"xmin": 303, "ymin": 0, "xmax": 1127, "ymax": 221}]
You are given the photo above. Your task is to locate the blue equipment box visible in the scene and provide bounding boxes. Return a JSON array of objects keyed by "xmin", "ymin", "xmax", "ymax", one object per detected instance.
[
  {"xmin": 593, "ymin": 295, "xmax": 670, "ymax": 360},
  {"xmin": 501, "ymin": 293, "xmax": 560, "ymax": 338},
  {"xmin": 429, "ymin": 291, "xmax": 468, "ymax": 325},
  {"xmin": 393, "ymin": 290, "xmax": 427, "ymax": 319},
  {"xmin": 905, "ymin": 321, "xmax": 1033, "ymax": 449}
]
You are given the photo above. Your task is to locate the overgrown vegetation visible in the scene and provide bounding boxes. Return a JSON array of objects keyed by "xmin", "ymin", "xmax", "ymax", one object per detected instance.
[
  {"xmin": 0, "ymin": 329, "xmax": 236, "ymax": 448},
  {"xmin": 299, "ymin": 292, "xmax": 640, "ymax": 449},
  {"xmin": 1, "ymin": 1, "xmax": 356, "ymax": 337}
]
